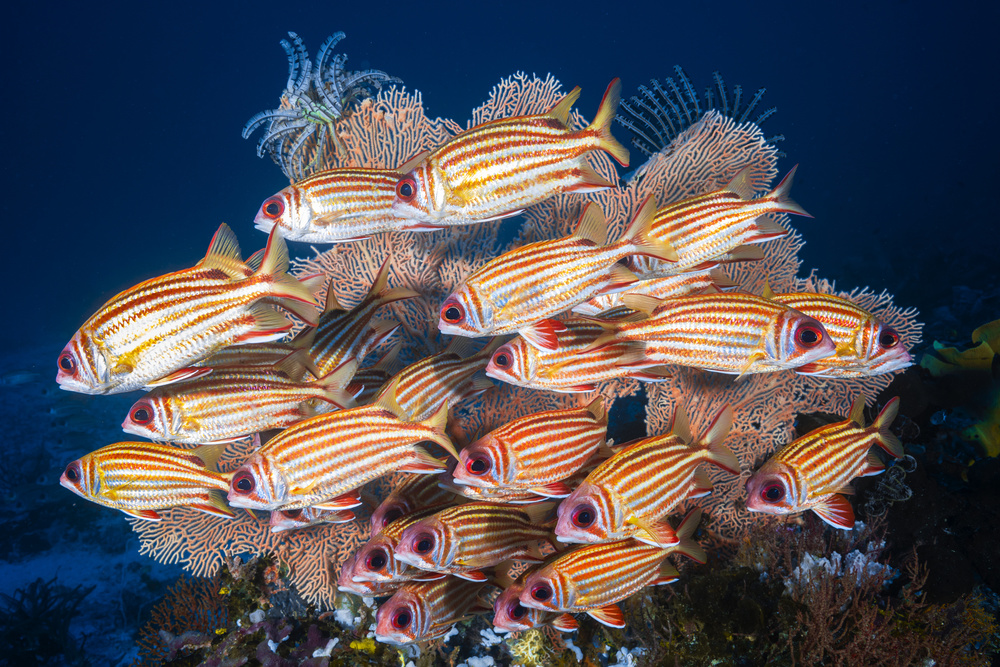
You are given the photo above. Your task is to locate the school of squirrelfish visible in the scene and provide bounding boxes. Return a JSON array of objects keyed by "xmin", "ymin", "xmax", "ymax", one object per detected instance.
[{"xmin": 56, "ymin": 73, "xmax": 914, "ymax": 645}]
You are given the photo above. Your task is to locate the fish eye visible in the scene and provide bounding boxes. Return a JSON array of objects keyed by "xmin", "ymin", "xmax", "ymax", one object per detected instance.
[
  {"xmin": 233, "ymin": 472, "xmax": 255, "ymax": 494},
  {"xmin": 465, "ymin": 456, "xmax": 491, "ymax": 475},
  {"xmin": 761, "ymin": 484, "xmax": 785, "ymax": 502},
  {"xmin": 381, "ymin": 508, "xmax": 404, "ymax": 528},
  {"xmin": 530, "ymin": 584, "xmax": 552, "ymax": 601},
  {"xmin": 281, "ymin": 508, "xmax": 302, "ymax": 518},
  {"xmin": 413, "ymin": 533, "xmax": 435, "ymax": 554},
  {"xmin": 492, "ymin": 348, "xmax": 512, "ymax": 369},
  {"xmin": 57, "ymin": 353, "xmax": 76, "ymax": 374},
  {"xmin": 571, "ymin": 503, "xmax": 596, "ymax": 528},
  {"xmin": 795, "ymin": 324, "xmax": 822, "ymax": 348},
  {"xmin": 441, "ymin": 300, "xmax": 465, "ymax": 325},
  {"xmin": 879, "ymin": 327, "xmax": 900, "ymax": 349},
  {"xmin": 130, "ymin": 402, "xmax": 154, "ymax": 425},
  {"xmin": 395, "ymin": 177, "xmax": 416, "ymax": 201},
  {"xmin": 262, "ymin": 196, "xmax": 284, "ymax": 219},
  {"xmin": 508, "ymin": 601, "xmax": 527, "ymax": 619},
  {"xmin": 365, "ymin": 548, "xmax": 388, "ymax": 571},
  {"xmin": 391, "ymin": 609, "xmax": 412, "ymax": 629},
  {"xmin": 63, "ymin": 462, "xmax": 80, "ymax": 483}
]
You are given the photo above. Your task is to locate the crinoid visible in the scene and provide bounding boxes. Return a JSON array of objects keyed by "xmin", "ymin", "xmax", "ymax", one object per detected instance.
[
  {"xmin": 243, "ymin": 31, "xmax": 402, "ymax": 182},
  {"xmin": 616, "ymin": 66, "xmax": 785, "ymax": 158}
]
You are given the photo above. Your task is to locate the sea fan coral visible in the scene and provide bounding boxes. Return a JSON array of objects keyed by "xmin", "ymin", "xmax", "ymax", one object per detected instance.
[{"xmin": 243, "ymin": 31, "xmax": 402, "ymax": 181}]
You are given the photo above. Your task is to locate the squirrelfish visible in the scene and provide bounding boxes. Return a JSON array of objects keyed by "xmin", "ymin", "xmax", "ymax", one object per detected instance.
[
  {"xmin": 269, "ymin": 505, "xmax": 356, "ymax": 533},
  {"xmin": 226, "ymin": 389, "xmax": 457, "ymax": 511},
  {"xmin": 555, "ymin": 406, "xmax": 737, "ymax": 547},
  {"xmin": 121, "ymin": 356, "xmax": 359, "ymax": 445},
  {"xmin": 590, "ymin": 292, "xmax": 836, "ymax": 376},
  {"xmin": 518, "ymin": 538, "xmax": 680, "ymax": 628},
  {"xmin": 391, "ymin": 79, "xmax": 629, "ymax": 227},
  {"xmin": 370, "ymin": 470, "xmax": 457, "ymax": 534},
  {"xmin": 350, "ymin": 508, "xmax": 449, "ymax": 584},
  {"xmin": 374, "ymin": 578, "xmax": 493, "ymax": 644},
  {"xmin": 438, "ymin": 198, "xmax": 676, "ymax": 348},
  {"xmin": 492, "ymin": 569, "xmax": 579, "ymax": 634},
  {"xmin": 762, "ymin": 287, "xmax": 912, "ymax": 377},
  {"xmin": 310, "ymin": 259, "xmax": 418, "ymax": 376},
  {"xmin": 486, "ymin": 318, "xmax": 672, "ymax": 393},
  {"xmin": 56, "ymin": 225, "xmax": 321, "ymax": 395},
  {"xmin": 394, "ymin": 502, "xmax": 555, "ymax": 582},
  {"xmin": 253, "ymin": 155, "xmax": 429, "ymax": 242},
  {"xmin": 351, "ymin": 341, "xmax": 401, "ymax": 405},
  {"xmin": 337, "ymin": 551, "xmax": 402, "ymax": 597},
  {"xmin": 451, "ymin": 397, "xmax": 607, "ymax": 497},
  {"xmin": 571, "ymin": 268, "xmax": 734, "ymax": 317},
  {"xmin": 745, "ymin": 395, "xmax": 903, "ymax": 529},
  {"xmin": 59, "ymin": 442, "xmax": 233, "ymax": 521},
  {"xmin": 630, "ymin": 165, "xmax": 809, "ymax": 277}
]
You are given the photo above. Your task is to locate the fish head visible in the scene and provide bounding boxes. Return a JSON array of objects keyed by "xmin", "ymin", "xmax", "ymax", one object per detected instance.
[
  {"xmin": 370, "ymin": 499, "xmax": 412, "ymax": 534},
  {"xmin": 745, "ymin": 460, "xmax": 801, "ymax": 515},
  {"xmin": 862, "ymin": 320, "xmax": 913, "ymax": 374},
  {"xmin": 437, "ymin": 287, "xmax": 492, "ymax": 337},
  {"xmin": 121, "ymin": 393, "xmax": 173, "ymax": 440},
  {"xmin": 253, "ymin": 186, "xmax": 309, "ymax": 239},
  {"xmin": 772, "ymin": 311, "xmax": 837, "ymax": 368},
  {"xmin": 374, "ymin": 588, "xmax": 430, "ymax": 644},
  {"xmin": 519, "ymin": 565, "xmax": 574, "ymax": 612},
  {"xmin": 58, "ymin": 455, "xmax": 93, "ymax": 500},
  {"xmin": 485, "ymin": 339, "xmax": 535, "ymax": 386},
  {"xmin": 554, "ymin": 482, "xmax": 619, "ymax": 544},
  {"xmin": 227, "ymin": 455, "xmax": 283, "ymax": 510},
  {"xmin": 395, "ymin": 517, "xmax": 454, "ymax": 570},
  {"xmin": 269, "ymin": 506, "xmax": 329, "ymax": 533},
  {"xmin": 55, "ymin": 331, "xmax": 106, "ymax": 394},
  {"xmin": 390, "ymin": 161, "xmax": 438, "ymax": 223},
  {"xmin": 352, "ymin": 535, "xmax": 403, "ymax": 583},
  {"xmin": 493, "ymin": 581, "xmax": 542, "ymax": 632},
  {"xmin": 452, "ymin": 434, "xmax": 511, "ymax": 488},
  {"xmin": 336, "ymin": 552, "xmax": 398, "ymax": 596}
]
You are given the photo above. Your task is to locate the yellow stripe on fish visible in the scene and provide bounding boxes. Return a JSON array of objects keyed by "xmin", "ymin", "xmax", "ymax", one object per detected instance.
[
  {"xmin": 391, "ymin": 79, "xmax": 629, "ymax": 227},
  {"xmin": 58, "ymin": 441, "xmax": 233, "ymax": 521},
  {"xmin": 571, "ymin": 268, "xmax": 734, "ymax": 318},
  {"xmin": 746, "ymin": 395, "xmax": 903, "ymax": 529},
  {"xmin": 438, "ymin": 198, "xmax": 675, "ymax": 347}
]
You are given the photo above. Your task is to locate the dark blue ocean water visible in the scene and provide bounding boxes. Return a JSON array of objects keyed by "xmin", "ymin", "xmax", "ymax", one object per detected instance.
[{"xmin": 2, "ymin": 1, "xmax": 998, "ymax": 663}]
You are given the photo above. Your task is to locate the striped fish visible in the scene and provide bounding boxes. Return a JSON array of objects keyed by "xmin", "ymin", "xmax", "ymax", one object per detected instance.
[
  {"xmin": 390, "ymin": 79, "xmax": 630, "ymax": 227},
  {"xmin": 121, "ymin": 356, "xmax": 359, "ymax": 445},
  {"xmin": 555, "ymin": 406, "xmax": 737, "ymax": 547},
  {"xmin": 370, "ymin": 470, "xmax": 457, "ymax": 533},
  {"xmin": 58, "ymin": 442, "xmax": 233, "ymax": 521},
  {"xmin": 763, "ymin": 288, "xmax": 913, "ymax": 377},
  {"xmin": 630, "ymin": 165, "xmax": 809, "ymax": 277},
  {"xmin": 337, "ymin": 551, "xmax": 402, "ymax": 597},
  {"xmin": 394, "ymin": 502, "xmax": 555, "ymax": 582},
  {"xmin": 571, "ymin": 268, "xmax": 734, "ymax": 317},
  {"xmin": 451, "ymin": 397, "xmax": 608, "ymax": 497},
  {"xmin": 589, "ymin": 292, "xmax": 837, "ymax": 376},
  {"xmin": 269, "ymin": 505, "xmax": 356, "ymax": 533},
  {"xmin": 518, "ymin": 538, "xmax": 680, "ymax": 628},
  {"xmin": 746, "ymin": 395, "xmax": 903, "ymax": 529},
  {"xmin": 352, "ymin": 341, "xmax": 401, "ymax": 405},
  {"xmin": 350, "ymin": 507, "xmax": 450, "ymax": 584},
  {"xmin": 192, "ymin": 326, "xmax": 316, "ymax": 369},
  {"xmin": 486, "ymin": 318, "xmax": 672, "ymax": 393},
  {"xmin": 311, "ymin": 259, "xmax": 418, "ymax": 376},
  {"xmin": 374, "ymin": 578, "xmax": 493, "ymax": 645},
  {"xmin": 253, "ymin": 154, "xmax": 431, "ymax": 242},
  {"xmin": 438, "ymin": 198, "xmax": 676, "ymax": 349},
  {"xmin": 375, "ymin": 338, "xmax": 500, "ymax": 422},
  {"xmin": 56, "ymin": 224, "xmax": 322, "ymax": 395},
  {"xmin": 226, "ymin": 387, "xmax": 457, "ymax": 511}
]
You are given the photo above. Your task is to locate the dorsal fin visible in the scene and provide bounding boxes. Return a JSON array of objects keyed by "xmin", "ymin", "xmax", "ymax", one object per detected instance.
[
  {"xmin": 572, "ymin": 202, "xmax": 608, "ymax": 246},
  {"xmin": 671, "ymin": 406, "xmax": 693, "ymax": 443},
  {"xmin": 621, "ymin": 294, "xmax": 663, "ymax": 316},
  {"xmin": 723, "ymin": 166, "xmax": 757, "ymax": 200},
  {"xmin": 200, "ymin": 224, "xmax": 247, "ymax": 278},
  {"xmin": 762, "ymin": 280, "xmax": 777, "ymax": 299},
  {"xmin": 848, "ymin": 395, "xmax": 867, "ymax": 427},
  {"xmin": 546, "ymin": 86, "xmax": 582, "ymax": 126}
]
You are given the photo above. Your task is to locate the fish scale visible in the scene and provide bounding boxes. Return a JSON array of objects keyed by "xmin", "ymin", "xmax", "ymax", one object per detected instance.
[{"xmin": 571, "ymin": 269, "xmax": 728, "ymax": 317}]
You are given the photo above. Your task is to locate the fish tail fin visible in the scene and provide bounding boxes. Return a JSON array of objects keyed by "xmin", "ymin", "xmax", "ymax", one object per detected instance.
[
  {"xmin": 619, "ymin": 194, "xmax": 678, "ymax": 263},
  {"xmin": 874, "ymin": 396, "xmax": 904, "ymax": 459},
  {"xmin": 672, "ymin": 508, "xmax": 708, "ymax": 564},
  {"xmin": 700, "ymin": 405, "xmax": 739, "ymax": 475},
  {"xmin": 767, "ymin": 164, "xmax": 812, "ymax": 218},
  {"xmin": 255, "ymin": 228, "xmax": 322, "ymax": 325},
  {"xmin": 586, "ymin": 78, "xmax": 629, "ymax": 167}
]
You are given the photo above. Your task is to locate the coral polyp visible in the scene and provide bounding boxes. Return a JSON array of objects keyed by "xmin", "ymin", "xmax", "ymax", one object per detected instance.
[{"xmin": 243, "ymin": 31, "xmax": 401, "ymax": 181}]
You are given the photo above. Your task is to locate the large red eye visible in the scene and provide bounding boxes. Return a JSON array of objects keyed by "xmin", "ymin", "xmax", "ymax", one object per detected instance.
[
  {"xmin": 130, "ymin": 401, "xmax": 154, "ymax": 425},
  {"xmin": 63, "ymin": 462, "xmax": 81, "ymax": 483},
  {"xmin": 492, "ymin": 347, "xmax": 513, "ymax": 369},
  {"xmin": 391, "ymin": 609, "xmax": 412, "ymax": 629},
  {"xmin": 232, "ymin": 472, "xmax": 255, "ymax": 494},
  {"xmin": 530, "ymin": 584, "xmax": 552, "ymax": 601},
  {"xmin": 795, "ymin": 324, "xmax": 823, "ymax": 348},
  {"xmin": 440, "ymin": 300, "xmax": 465, "ymax": 325},
  {"xmin": 281, "ymin": 508, "xmax": 302, "ymax": 518},
  {"xmin": 262, "ymin": 196, "xmax": 284, "ymax": 219},
  {"xmin": 761, "ymin": 484, "xmax": 785, "ymax": 502},
  {"xmin": 413, "ymin": 533, "xmax": 434, "ymax": 554},
  {"xmin": 58, "ymin": 353, "xmax": 76, "ymax": 375},
  {"xmin": 365, "ymin": 548, "xmax": 388, "ymax": 571},
  {"xmin": 571, "ymin": 504, "xmax": 596, "ymax": 528},
  {"xmin": 380, "ymin": 507, "xmax": 404, "ymax": 528},
  {"xmin": 395, "ymin": 177, "xmax": 416, "ymax": 201},
  {"xmin": 879, "ymin": 327, "xmax": 900, "ymax": 349},
  {"xmin": 465, "ymin": 456, "xmax": 491, "ymax": 475},
  {"xmin": 508, "ymin": 601, "xmax": 526, "ymax": 619}
]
